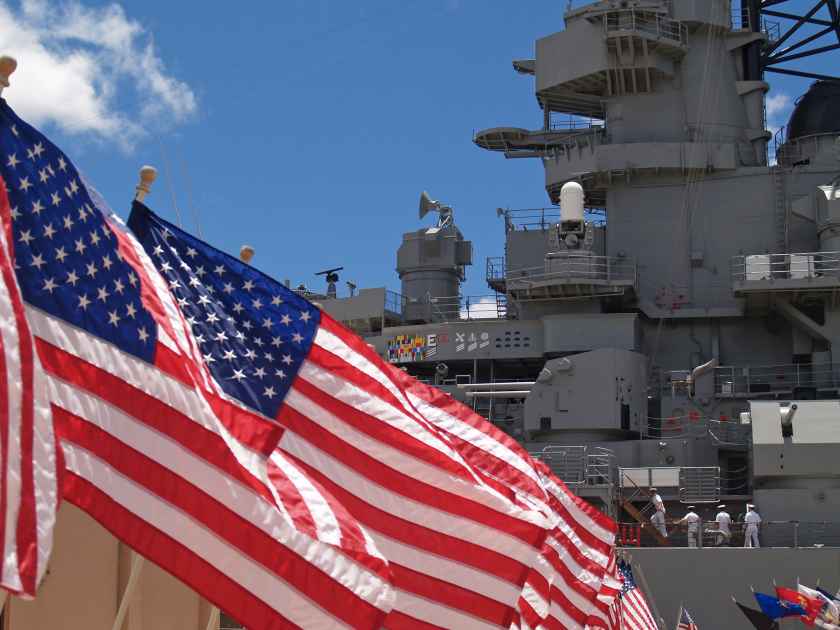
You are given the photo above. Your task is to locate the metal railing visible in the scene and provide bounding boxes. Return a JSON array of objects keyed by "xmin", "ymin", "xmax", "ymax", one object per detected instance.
[
  {"xmin": 731, "ymin": 251, "xmax": 840, "ymax": 283},
  {"xmin": 731, "ymin": 6, "xmax": 780, "ymax": 41},
  {"xmin": 530, "ymin": 445, "xmax": 616, "ymax": 488},
  {"xmin": 504, "ymin": 256, "xmax": 637, "ymax": 287},
  {"xmin": 427, "ymin": 294, "xmax": 507, "ymax": 321},
  {"xmin": 486, "ymin": 257, "xmax": 505, "ymax": 283},
  {"xmin": 549, "ymin": 114, "xmax": 605, "ymax": 132},
  {"xmin": 618, "ymin": 520, "xmax": 840, "ymax": 548},
  {"xmin": 604, "ymin": 9, "xmax": 687, "ymax": 46},
  {"xmin": 495, "ymin": 208, "xmax": 606, "ymax": 233},
  {"xmin": 644, "ymin": 413, "xmax": 751, "ymax": 445},
  {"xmin": 620, "ymin": 466, "xmax": 722, "ymax": 503},
  {"xmin": 715, "ymin": 362, "xmax": 840, "ymax": 396},
  {"xmin": 384, "ymin": 289, "xmax": 406, "ymax": 316},
  {"xmin": 771, "ymin": 126, "xmax": 840, "ymax": 166},
  {"xmin": 678, "ymin": 467, "xmax": 721, "ymax": 504}
]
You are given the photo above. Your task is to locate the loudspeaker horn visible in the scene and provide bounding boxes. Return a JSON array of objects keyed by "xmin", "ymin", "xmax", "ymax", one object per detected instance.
[{"xmin": 419, "ymin": 191, "xmax": 439, "ymax": 220}]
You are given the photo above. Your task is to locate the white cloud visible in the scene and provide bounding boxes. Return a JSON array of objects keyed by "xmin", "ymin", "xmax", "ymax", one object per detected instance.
[
  {"xmin": 766, "ymin": 92, "xmax": 791, "ymax": 119},
  {"xmin": 0, "ymin": 0, "xmax": 196, "ymax": 148},
  {"xmin": 460, "ymin": 296, "xmax": 500, "ymax": 320}
]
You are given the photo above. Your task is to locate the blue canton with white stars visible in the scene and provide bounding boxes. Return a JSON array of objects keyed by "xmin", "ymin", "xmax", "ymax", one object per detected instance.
[
  {"xmin": 128, "ymin": 202, "xmax": 320, "ymax": 418},
  {"xmin": 0, "ymin": 99, "xmax": 157, "ymax": 362},
  {"xmin": 618, "ymin": 560, "xmax": 636, "ymax": 595}
]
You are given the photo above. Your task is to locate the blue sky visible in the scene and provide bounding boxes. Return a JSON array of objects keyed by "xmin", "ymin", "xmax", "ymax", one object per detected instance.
[{"xmin": 2, "ymin": 0, "xmax": 837, "ymax": 298}]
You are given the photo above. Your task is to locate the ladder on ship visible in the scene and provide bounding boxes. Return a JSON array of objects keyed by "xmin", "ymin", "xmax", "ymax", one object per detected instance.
[
  {"xmin": 619, "ymin": 475, "xmax": 670, "ymax": 547},
  {"xmin": 771, "ymin": 166, "xmax": 787, "ymax": 252}
]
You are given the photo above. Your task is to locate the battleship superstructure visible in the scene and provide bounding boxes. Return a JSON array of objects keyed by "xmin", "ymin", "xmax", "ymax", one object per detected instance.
[{"xmin": 312, "ymin": 1, "xmax": 840, "ymax": 626}]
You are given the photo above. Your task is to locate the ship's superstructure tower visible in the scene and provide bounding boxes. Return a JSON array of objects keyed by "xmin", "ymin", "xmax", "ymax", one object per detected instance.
[
  {"xmin": 316, "ymin": 0, "xmax": 840, "ymax": 551},
  {"xmin": 396, "ymin": 192, "xmax": 472, "ymax": 323}
]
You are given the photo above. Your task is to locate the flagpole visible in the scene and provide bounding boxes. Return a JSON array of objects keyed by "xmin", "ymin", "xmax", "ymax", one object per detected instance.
[
  {"xmin": 675, "ymin": 602, "xmax": 683, "ymax": 630},
  {"xmin": 632, "ymin": 557, "xmax": 666, "ymax": 630}
]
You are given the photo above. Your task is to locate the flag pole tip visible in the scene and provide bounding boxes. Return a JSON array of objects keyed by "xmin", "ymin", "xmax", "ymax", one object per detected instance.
[
  {"xmin": 135, "ymin": 165, "xmax": 157, "ymax": 202},
  {"xmin": 239, "ymin": 245, "xmax": 255, "ymax": 263},
  {"xmin": 0, "ymin": 56, "xmax": 17, "ymax": 90}
]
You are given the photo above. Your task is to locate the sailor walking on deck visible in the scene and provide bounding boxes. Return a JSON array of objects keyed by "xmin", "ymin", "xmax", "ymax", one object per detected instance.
[
  {"xmin": 744, "ymin": 504, "xmax": 761, "ymax": 548},
  {"xmin": 715, "ymin": 504, "xmax": 732, "ymax": 546},
  {"xmin": 649, "ymin": 487, "xmax": 667, "ymax": 539},
  {"xmin": 679, "ymin": 506, "xmax": 701, "ymax": 548}
]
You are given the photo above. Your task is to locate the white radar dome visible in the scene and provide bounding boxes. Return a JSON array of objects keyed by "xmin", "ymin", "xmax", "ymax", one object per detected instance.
[{"xmin": 560, "ymin": 181, "xmax": 585, "ymax": 223}]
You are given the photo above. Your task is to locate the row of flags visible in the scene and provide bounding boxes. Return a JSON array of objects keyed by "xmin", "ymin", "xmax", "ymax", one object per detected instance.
[
  {"xmin": 0, "ymin": 92, "xmax": 665, "ymax": 627},
  {"xmin": 736, "ymin": 583, "xmax": 840, "ymax": 629}
]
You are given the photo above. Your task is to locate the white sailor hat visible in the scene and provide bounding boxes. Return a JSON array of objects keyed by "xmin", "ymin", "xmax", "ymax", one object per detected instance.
[
  {"xmin": 746, "ymin": 503, "xmax": 755, "ymax": 508},
  {"xmin": 717, "ymin": 504, "xmax": 726, "ymax": 509},
  {"xmin": 688, "ymin": 506, "xmax": 696, "ymax": 510}
]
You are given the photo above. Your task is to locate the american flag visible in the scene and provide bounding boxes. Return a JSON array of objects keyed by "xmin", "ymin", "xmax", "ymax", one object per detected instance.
[
  {"xmin": 610, "ymin": 559, "xmax": 659, "ymax": 630},
  {"xmin": 0, "ymin": 176, "xmax": 56, "ymax": 598},
  {"xmin": 128, "ymin": 186, "xmax": 624, "ymax": 626},
  {"xmin": 0, "ymin": 99, "xmax": 395, "ymax": 627},
  {"xmin": 382, "ymin": 367, "xmax": 620, "ymax": 629},
  {"xmin": 1, "ymin": 93, "xmax": 624, "ymax": 627},
  {"xmin": 677, "ymin": 605, "xmax": 698, "ymax": 630}
]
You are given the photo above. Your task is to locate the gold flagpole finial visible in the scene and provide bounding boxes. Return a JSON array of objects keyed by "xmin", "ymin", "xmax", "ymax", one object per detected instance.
[
  {"xmin": 0, "ymin": 56, "xmax": 18, "ymax": 96},
  {"xmin": 135, "ymin": 165, "xmax": 158, "ymax": 202}
]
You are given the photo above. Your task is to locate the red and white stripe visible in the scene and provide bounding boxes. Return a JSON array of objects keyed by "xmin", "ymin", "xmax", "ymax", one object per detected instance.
[
  {"xmin": 0, "ymin": 177, "xmax": 57, "ymax": 598},
  {"xmin": 385, "ymin": 367, "xmax": 619, "ymax": 630},
  {"xmin": 276, "ymin": 314, "xmax": 620, "ymax": 628},
  {"xmin": 619, "ymin": 588, "xmax": 658, "ymax": 630},
  {"xmin": 26, "ymin": 221, "xmax": 394, "ymax": 628},
  {"xmin": 277, "ymin": 315, "xmax": 560, "ymax": 628}
]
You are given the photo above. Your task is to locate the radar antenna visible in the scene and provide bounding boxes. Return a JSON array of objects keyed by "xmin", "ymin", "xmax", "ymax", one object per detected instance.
[
  {"xmin": 418, "ymin": 191, "xmax": 454, "ymax": 234},
  {"xmin": 315, "ymin": 267, "xmax": 344, "ymax": 299}
]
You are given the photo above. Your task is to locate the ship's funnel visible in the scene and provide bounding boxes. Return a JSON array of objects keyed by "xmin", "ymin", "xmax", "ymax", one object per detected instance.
[{"xmin": 560, "ymin": 182, "xmax": 585, "ymax": 223}]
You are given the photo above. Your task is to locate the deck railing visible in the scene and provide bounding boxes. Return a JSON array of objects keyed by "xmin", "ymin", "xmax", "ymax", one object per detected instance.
[
  {"xmin": 604, "ymin": 9, "xmax": 687, "ymax": 46},
  {"xmin": 618, "ymin": 520, "xmax": 840, "ymax": 548},
  {"xmin": 730, "ymin": 251, "xmax": 840, "ymax": 283},
  {"xmin": 714, "ymin": 362, "xmax": 840, "ymax": 396},
  {"xmin": 504, "ymin": 256, "xmax": 637, "ymax": 287}
]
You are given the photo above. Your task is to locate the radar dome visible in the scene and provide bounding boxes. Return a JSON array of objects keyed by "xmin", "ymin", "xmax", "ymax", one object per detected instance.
[
  {"xmin": 560, "ymin": 181, "xmax": 585, "ymax": 223},
  {"xmin": 787, "ymin": 81, "xmax": 840, "ymax": 141}
]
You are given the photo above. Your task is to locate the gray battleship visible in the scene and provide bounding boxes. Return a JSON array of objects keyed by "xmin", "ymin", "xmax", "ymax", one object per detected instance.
[{"xmin": 297, "ymin": 1, "xmax": 840, "ymax": 627}]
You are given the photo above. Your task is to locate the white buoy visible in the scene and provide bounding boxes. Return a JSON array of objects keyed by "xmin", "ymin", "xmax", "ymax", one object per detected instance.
[{"xmin": 560, "ymin": 181, "xmax": 585, "ymax": 223}]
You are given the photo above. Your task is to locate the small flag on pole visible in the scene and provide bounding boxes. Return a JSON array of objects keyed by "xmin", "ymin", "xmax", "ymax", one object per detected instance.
[
  {"xmin": 734, "ymin": 598, "xmax": 781, "ymax": 630},
  {"xmin": 676, "ymin": 604, "xmax": 699, "ymax": 630}
]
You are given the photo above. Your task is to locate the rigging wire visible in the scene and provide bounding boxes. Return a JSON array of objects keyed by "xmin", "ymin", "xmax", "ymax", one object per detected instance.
[
  {"xmin": 156, "ymin": 134, "xmax": 183, "ymax": 228},
  {"xmin": 176, "ymin": 141, "xmax": 203, "ymax": 238}
]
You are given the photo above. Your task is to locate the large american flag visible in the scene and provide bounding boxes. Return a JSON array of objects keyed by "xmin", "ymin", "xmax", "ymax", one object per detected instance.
[
  {"xmin": 1, "ymin": 94, "xmax": 623, "ymax": 628},
  {"xmin": 0, "ymin": 99, "xmax": 394, "ymax": 627}
]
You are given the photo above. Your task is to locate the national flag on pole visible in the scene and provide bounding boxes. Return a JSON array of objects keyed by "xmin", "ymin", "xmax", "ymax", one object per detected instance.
[
  {"xmin": 754, "ymin": 591, "xmax": 806, "ymax": 620},
  {"xmin": 734, "ymin": 599, "xmax": 780, "ymax": 630},
  {"xmin": 127, "ymin": 196, "xmax": 622, "ymax": 627},
  {"xmin": 777, "ymin": 585, "xmax": 822, "ymax": 625},
  {"xmin": 0, "ymin": 174, "xmax": 57, "ymax": 598},
  {"xmin": 606, "ymin": 559, "xmax": 658, "ymax": 630},
  {"xmin": 799, "ymin": 584, "xmax": 840, "ymax": 625},
  {"xmin": 676, "ymin": 604, "xmax": 699, "ymax": 630},
  {"xmin": 0, "ymin": 99, "xmax": 395, "ymax": 627}
]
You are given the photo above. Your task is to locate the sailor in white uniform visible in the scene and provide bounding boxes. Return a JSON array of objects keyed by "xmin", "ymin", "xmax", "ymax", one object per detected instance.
[
  {"xmin": 649, "ymin": 487, "xmax": 667, "ymax": 538},
  {"xmin": 679, "ymin": 506, "xmax": 701, "ymax": 548},
  {"xmin": 715, "ymin": 504, "xmax": 732, "ymax": 546},
  {"xmin": 744, "ymin": 504, "xmax": 762, "ymax": 548}
]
